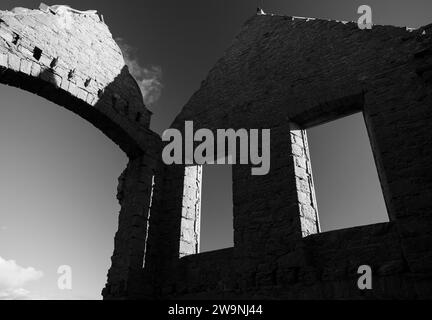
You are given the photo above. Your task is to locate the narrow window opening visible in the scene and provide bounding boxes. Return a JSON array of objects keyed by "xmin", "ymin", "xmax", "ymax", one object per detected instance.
[{"xmin": 199, "ymin": 163, "xmax": 233, "ymax": 253}]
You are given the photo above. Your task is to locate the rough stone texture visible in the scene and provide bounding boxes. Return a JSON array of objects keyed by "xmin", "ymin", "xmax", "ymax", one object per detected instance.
[
  {"xmin": 290, "ymin": 122, "xmax": 320, "ymax": 237},
  {"xmin": 147, "ymin": 14, "xmax": 432, "ymax": 299},
  {"xmin": 1, "ymin": 5, "xmax": 432, "ymax": 299},
  {"xmin": 180, "ymin": 166, "xmax": 202, "ymax": 257},
  {"xmin": 0, "ymin": 5, "xmax": 161, "ymax": 299},
  {"xmin": 0, "ymin": 6, "xmax": 153, "ymax": 156}
]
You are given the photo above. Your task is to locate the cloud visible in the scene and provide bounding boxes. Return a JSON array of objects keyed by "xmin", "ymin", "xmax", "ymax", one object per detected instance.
[
  {"xmin": 0, "ymin": 256, "xmax": 43, "ymax": 300},
  {"xmin": 117, "ymin": 38, "xmax": 163, "ymax": 107}
]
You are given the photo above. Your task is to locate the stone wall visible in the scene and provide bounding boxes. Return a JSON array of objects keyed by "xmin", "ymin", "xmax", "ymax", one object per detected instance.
[
  {"xmin": 149, "ymin": 14, "xmax": 432, "ymax": 299},
  {"xmin": 0, "ymin": 5, "xmax": 153, "ymax": 156},
  {"xmin": 1, "ymin": 5, "xmax": 431, "ymax": 299},
  {"xmin": 0, "ymin": 5, "xmax": 161, "ymax": 299}
]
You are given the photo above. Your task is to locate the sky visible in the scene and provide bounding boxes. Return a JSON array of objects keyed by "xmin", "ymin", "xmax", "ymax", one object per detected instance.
[{"xmin": 0, "ymin": 0, "xmax": 431, "ymax": 300}]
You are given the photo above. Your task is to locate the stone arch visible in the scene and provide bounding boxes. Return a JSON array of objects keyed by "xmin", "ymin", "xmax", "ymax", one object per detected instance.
[
  {"xmin": 0, "ymin": 6, "xmax": 153, "ymax": 157},
  {"xmin": 0, "ymin": 6, "xmax": 162, "ymax": 299}
]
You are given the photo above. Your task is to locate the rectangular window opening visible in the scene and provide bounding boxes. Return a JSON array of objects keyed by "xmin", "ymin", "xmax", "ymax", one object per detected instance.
[
  {"xmin": 307, "ymin": 112, "xmax": 389, "ymax": 232},
  {"xmin": 199, "ymin": 162, "xmax": 233, "ymax": 253}
]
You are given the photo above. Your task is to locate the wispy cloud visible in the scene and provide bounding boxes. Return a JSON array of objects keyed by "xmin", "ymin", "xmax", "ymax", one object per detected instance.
[
  {"xmin": 0, "ymin": 256, "xmax": 44, "ymax": 300},
  {"xmin": 117, "ymin": 38, "xmax": 163, "ymax": 107}
]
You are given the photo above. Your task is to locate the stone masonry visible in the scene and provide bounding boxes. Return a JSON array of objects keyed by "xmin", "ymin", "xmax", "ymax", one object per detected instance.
[
  {"xmin": 0, "ymin": 5, "xmax": 162, "ymax": 298},
  {"xmin": 1, "ymin": 5, "xmax": 431, "ymax": 299}
]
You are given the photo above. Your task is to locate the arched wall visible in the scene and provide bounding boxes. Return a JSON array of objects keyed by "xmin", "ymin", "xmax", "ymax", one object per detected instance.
[
  {"xmin": 0, "ymin": 6, "xmax": 157, "ymax": 156},
  {"xmin": 3, "ymin": 5, "xmax": 432, "ymax": 299},
  {"xmin": 0, "ymin": 6, "xmax": 163, "ymax": 299}
]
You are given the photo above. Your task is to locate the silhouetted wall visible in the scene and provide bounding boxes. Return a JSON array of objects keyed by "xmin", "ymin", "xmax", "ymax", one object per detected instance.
[{"xmin": 1, "ymin": 6, "xmax": 431, "ymax": 299}]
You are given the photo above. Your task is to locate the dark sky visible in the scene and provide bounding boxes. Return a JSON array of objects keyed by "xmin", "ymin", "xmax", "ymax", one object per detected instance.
[{"xmin": 0, "ymin": 0, "xmax": 430, "ymax": 299}]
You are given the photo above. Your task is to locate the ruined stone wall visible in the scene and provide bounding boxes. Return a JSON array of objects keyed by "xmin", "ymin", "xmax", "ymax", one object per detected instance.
[
  {"xmin": 148, "ymin": 14, "xmax": 432, "ymax": 299},
  {"xmin": 0, "ymin": 5, "xmax": 162, "ymax": 299},
  {"xmin": 0, "ymin": 6, "xmax": 152, "ymax": 155},
  {"xmin": 1, "ymin": 5, "xmax": 431, "ymax": 299}
]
